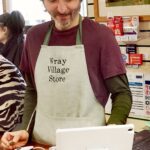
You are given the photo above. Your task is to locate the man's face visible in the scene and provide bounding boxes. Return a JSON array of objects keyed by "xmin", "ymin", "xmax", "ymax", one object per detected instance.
[{"xmin": 43, "ymin": 0, "xmax": 81, "ymax": 30}]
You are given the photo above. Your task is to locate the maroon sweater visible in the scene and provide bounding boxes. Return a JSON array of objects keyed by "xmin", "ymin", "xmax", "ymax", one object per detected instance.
[{"xmin": 20, "ymin": 17, "xmax": 126, "ymax": 107}]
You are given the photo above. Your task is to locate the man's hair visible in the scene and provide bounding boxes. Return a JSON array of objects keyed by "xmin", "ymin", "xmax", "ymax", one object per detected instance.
[{"xmin": 40, "ymin": 0, "xmax": 83, "ymax": 2}]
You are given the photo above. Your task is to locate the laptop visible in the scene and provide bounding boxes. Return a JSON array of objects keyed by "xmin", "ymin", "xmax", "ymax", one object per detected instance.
[{"xmin": 56, "ymin": 124, "xmax": 134, "ymax": 150}]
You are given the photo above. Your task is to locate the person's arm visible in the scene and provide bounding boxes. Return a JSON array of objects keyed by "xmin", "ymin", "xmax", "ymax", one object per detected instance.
[
  {"xmin": 105, "ymin": 74, "xmax": 132, "ymax": 125},
  {"xmin": 0, "ymin": 75, "xmax": 36, "ymax": 150}
]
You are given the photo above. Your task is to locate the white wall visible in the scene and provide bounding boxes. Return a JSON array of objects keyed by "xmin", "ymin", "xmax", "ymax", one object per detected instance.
[
  {"xmin": 0, "ymin": 0, "xmax": 3, "ymax": 14},
  {"xmin": 7, "ymin": 0, "xmax": 87, "ymax": 25}
]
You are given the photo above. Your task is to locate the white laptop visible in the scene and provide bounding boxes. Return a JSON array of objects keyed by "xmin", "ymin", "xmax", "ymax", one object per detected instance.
[{"xmin": 56, "ymin": 124, "xmax": 134, "ymax": 150}]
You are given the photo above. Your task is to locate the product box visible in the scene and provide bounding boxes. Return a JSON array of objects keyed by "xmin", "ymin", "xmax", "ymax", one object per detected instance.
[
  {"xmin": 114, "ymin": 16, "xmax": 124, "ymax": 36},
  {"xmin": 107, "ymin": 16, "xmax": 139, "ymax": 41},
  {"xmin": 107, "ymin": 17, "xmax": 115, "ymax": 33},
  {"xmin": 122, "ymin": 53, "xmax": 129, "ymax": 64},
  {"xmin": 126, "ymin": 44, "xmax": 137, "ymax": 54},
  {"xmin": 129, "ymin": 54, "xmax": 143, "ymax": 65},
  {"xmin": 123, "ymin": 16, "xmax": 139, "ymax": 35}
]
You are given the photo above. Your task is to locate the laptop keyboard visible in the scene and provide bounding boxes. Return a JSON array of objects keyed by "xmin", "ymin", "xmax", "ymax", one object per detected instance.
[
  {"xmin": 133, "ymin": 130, "xmax": 150, "ymax": 150},
  {"xmin": 133, "ymin": 137, "xmax": 150, "ymax": 150}
]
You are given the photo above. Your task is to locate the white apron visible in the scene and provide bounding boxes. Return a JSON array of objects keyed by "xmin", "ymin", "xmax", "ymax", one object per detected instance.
[{"xmin": 33, "ymin": 18, "xmax": 105, "ymax": 145}]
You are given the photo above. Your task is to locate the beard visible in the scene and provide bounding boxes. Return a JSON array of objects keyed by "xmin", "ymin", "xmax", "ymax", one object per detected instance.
[{"xmin": 50, "ymin": 6, "xmax": 81, "ymax": 30}]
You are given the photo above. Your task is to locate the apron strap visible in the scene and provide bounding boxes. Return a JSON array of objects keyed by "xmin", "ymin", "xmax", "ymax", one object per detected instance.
[
  {"xmin": 43, "ymin": 15, "xmax": 82, "ymax": 45},
  {"xmin": 76, "ymin": 15, "xmax": 82, "ymax": 45},
  {"xmin": 43, "ymin": 23, "xmax": 54, "ymax": 45}
]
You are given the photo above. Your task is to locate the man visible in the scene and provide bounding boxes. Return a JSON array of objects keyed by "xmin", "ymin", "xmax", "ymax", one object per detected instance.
[{"xmin": 0, "ymin": 0, "xmax": 132, "ymax": 149}]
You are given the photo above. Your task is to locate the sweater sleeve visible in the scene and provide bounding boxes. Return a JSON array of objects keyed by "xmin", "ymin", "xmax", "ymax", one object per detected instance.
[
  {"xmin": 14, "ymin": 74, "xmax": 37, "ymax": 135},
  {"xmin": 105, "ymin": 74, "xmax": 132, "ymax": 124}
]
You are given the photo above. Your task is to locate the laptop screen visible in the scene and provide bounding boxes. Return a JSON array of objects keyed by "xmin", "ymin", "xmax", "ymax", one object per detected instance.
[{"xmin": 56, "ymin": 124, "xmax": 134, "ymax": 150}]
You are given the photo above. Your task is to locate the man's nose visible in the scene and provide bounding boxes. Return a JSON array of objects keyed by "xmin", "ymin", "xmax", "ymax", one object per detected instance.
[{"xmin": 57, "ymin": 1, "xmax": 68, "ymax": 13}]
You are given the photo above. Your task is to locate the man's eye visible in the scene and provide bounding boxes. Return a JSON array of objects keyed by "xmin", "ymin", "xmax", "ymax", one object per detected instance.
[
  {"xmin": 47, "ymin": 0, "xmax": 73, "ymax": 2},
  {"xmin": 48, "ymin": 0, "xmax": 57, "ymax": 3},
  {"xmin": 65, "ymin": 0, "xmax": 73, "ymax": 2}
]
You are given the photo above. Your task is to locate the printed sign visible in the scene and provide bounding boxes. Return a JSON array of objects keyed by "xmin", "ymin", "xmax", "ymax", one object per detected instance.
[{"xmin": 105, "ymin": 72, "xmax": 150, "ymax": 120}]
